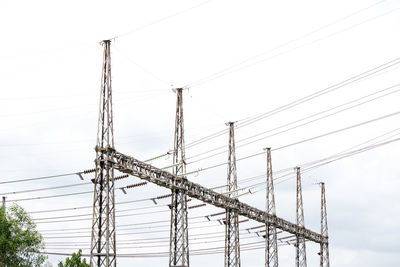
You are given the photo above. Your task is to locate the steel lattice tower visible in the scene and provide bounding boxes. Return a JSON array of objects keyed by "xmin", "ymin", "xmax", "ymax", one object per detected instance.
[
  {"xmin": 319, "ymin": 183, "xmax": 329, "ymax": 267},
  {"xmin": 265, "ymin": 148, "xmax": 278, "ymax": 267},
  {"xmin": 169, "ymin": 88, "xmax": 190, "ymax": 267},
  {"xmin": 225, "ymin": 122, "xmax": 241, "ymax": 267},
  {"xmin": 295, "ymin": 167, "xmax": 307, "ymax": 267},
  {"xmin": 90, "ymin": 40, "xmax": 116, "ymax": 267}
]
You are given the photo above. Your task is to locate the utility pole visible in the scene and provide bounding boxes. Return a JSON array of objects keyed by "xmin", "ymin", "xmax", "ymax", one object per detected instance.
[
  {"xmin": 2, "ymin": 196, "xmax": 5, "ymax": 208},
  {"xmin": 295, "ymin": 167, "xmax": 307, "ymax": 267},
  {"xmin": 90, "ymin": 40, "xmax": 116, "ymax": 267},
  {"xmin": 319, "ymin": 182, "xmax": 329, "ymax": 267},
  {"xmin": 169, "ymin": 88, "xmax": 189, "ymax": 267},
  {"xmin": 225, "ymin": 122, "xmax": 241, "ymax": 267},
  {"xmin": 265, "ymin": 148, "xmax": 278, "ymax": 267}
]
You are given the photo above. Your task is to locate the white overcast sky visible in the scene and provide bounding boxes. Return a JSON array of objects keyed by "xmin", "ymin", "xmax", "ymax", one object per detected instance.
[{"xmin": 1, "ymin": 0, "xmax": 400, "ymax": 266}]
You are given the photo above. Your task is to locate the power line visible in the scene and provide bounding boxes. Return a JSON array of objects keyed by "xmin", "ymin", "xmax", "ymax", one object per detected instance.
[
  {"xmin": 186, "ymin": 83, "xmax": 400, "ymax": 161},
  {"xmin": 0, "ymin": 172, "xmax": 83, "ymax": 185},
  {"xmin": 183, "ymin": 0, "xmax": 389, "ymax": 88},
  {"xmin": 273, "ymin": 109, "xmax": 400, "ymax": 151},
  {"xmin": 186, "ymin": 109, "xmax": 400, "ymax": 173},
  {"xmin": 9, "ymin": 190, "xmax": 93, "ymax": 202},
  {"xmin": 42, "ymin": 241, "xmax": 285, "ymax": 258},
  {"xmin": 111, "ymin": 0, "xmax": 214, "ymax": 39},
  {"xmin": 164, "ymin": 56, "xmax": 400, "ymax": 159},
  {"xmin": 114, "ymin": 46, "xmax": 170, "ymax": 86},
  {"xmin": 0, "ymin": 182, "xmax": 91, "ymax": 195},
  {"xmin": 236, "ymin": 57, "xmax": 400, "ymax": 128},
  {"xmin": 185, "ymin": 5, "xmax": 399, "ymax": 88},
  {"xmin": 249, "ymin": 135, "xmax": 400, "ymax": 194}
]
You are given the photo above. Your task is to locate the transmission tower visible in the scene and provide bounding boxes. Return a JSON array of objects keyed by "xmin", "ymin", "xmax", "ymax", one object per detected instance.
[
  {"xmin": 225, "ymin": 122, "xmax": 241, "ymax": 267},
  {"xmin": 90, "ymin": 40, "xmax": 116, "ymax": 267},
  {"xmin": 265, "ymin": 148, "xmax": 278, "ymax": 267},
  {"xmin": 319, "ymin": 183, "xmax": 329, "ymax": 267},
  {"xmin": 295, "ymin": 167, "xmax": 307, "ymax": 267},
  {"xmin": 169, "ymin": 88, "xmax": 190, "ymax": 267}
]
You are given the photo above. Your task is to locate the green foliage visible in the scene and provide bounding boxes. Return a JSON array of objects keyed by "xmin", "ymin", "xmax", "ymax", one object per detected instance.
[
  {"xmin": 0, "ymin": 204, "xmax": 46, "ymax": 267},
  {"xmin": 58, "ymin": 250, "xmax": 89, "ymax": 267}
]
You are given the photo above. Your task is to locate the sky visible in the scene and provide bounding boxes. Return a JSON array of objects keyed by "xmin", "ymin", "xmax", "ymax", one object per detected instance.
[{"xmin": 0, "ymin": 0, "xmax": 400, "ymax": 266}]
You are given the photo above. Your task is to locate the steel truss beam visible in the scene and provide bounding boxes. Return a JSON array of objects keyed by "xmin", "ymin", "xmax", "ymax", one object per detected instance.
[{"xmin": 108, "ymin": 148, "xmax": 328, "ymax": 245}]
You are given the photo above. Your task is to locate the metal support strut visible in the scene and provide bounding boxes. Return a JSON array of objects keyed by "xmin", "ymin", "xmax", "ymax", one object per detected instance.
[
  {"xmin": 225, "ymin": 122, "xmax": 241, "ymax": 267},
  {"xmin": 169, "ymin": 88, "xmax": 189, "ymax": 267},
  {"xmin": 295, "ymin": 167, "xmax": 307, "ymax": 267},
  {"xmin": 319, "ymin": 183, "xmax": 329, "ymax": 267},
  {"xmin": 265, "ymin": 148, "xmax": 278, "ymax": 267},
  {"xmin": 90, "ymin": 40, "xmax": 116, "ymax": 267}
]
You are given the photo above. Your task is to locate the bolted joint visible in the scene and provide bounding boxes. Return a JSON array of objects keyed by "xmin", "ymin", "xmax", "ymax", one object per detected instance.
[
  {"xmin": 105, "ymin": 145, "xmax": 116, "ymax": 154},
  {"xmin": 94, "ymin": 145, "xmax": 106, "ymax": 153},
  {"xmin": 94, "ymin": 158, "xmax": 105, "ymax": 168}
]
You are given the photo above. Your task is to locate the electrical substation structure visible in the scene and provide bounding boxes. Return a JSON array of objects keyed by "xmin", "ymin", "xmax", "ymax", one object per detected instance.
[{"xmin": 89, "ymin": 40, "xmax": 330, "ymax": 267}]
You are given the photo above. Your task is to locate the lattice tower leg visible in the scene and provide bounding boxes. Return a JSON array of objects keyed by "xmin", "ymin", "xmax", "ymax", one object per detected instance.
[
  {"xmin": 265, "ymin": 148, "xmax": 278, "ymax": 267},
  {"xmin": 295, "ymin": 167, "xmax": 307, "ymax": 267},
  {"xmin": 90, "ymin": 39, "xmax": 116, "ymax": 267},
  {"xmin": 169, "ymin": 88, "xmax": 189, "ymax": 267},
  {"xmin": 320, "ymin": 183, "xmax": 329, "ymax": 267},
  {"xmin": 225, "ymin": 122, "xmax": 241, "ymax": 267}
]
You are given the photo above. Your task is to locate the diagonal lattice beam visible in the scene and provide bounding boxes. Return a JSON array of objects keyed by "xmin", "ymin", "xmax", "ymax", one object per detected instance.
[{"xmin": 109, "ymin": 148, "xmax": 328, "ymax": 245}]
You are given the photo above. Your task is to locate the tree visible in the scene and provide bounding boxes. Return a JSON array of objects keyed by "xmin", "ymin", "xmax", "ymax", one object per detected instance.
[
  {"xmin": 58, "ymin": 250, "xmax": 89, "ymax": 267},
  {"xmin": 0, "ymin": 203, "xmax": 46, "ymax": 266}
]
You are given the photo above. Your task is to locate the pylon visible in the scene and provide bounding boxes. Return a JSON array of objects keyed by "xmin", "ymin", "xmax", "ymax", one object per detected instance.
[
  {"xmin": 319, "ymin": 183, "xmax": 329, "ymax": 267},
  {"xmin": 90, "ymin": 40, "xmax": 116, "ymax": 267},
  {"xmin": 265, "ymin": 148, "xmax": 278, "ymax": 267},
  {"xmin": 169, "ymin": 88, "xmax": 189, "ymax": 267},
  {"xmin": 295, "ymin": 167, "xmax": 307, "ymax": 267},
  {"xmin": 225, "ymin": 122, "xmax": 241, "ymax": 267}
]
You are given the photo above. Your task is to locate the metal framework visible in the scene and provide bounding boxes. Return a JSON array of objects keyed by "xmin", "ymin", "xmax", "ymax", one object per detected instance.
[
  {"xmin": 109, "ymin": 148, "xmax": 327, "ymax": 244},
  {"xmin": 295, "ymin": 167, "xmax": 307, "ymax": 267},
  {"xmin": 169, "ymin": 88, "xmax": 189, "ymax": 267},
  {"xmin": 319, "ymin": 183, "xmax": 329, "ymax": 267},
  {"xmin": 90, "ymin": 40, "xmax": 116, "ymax": 267},
  {"xmin": 225, "ymin": 122, "xmax": 241, "ymax": 267},
  {"xmin": 89, "ymin": 39, "xmax": 330, "ymax": 267},
  {"xmin": 265, "ymin": 148, "xmax": 278, "ymax": 267}
]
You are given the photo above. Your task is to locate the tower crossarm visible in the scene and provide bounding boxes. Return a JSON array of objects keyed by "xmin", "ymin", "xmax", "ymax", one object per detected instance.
[{"xmin": 109, "ymin": 148, "xmax": 327, "ymax": 245}]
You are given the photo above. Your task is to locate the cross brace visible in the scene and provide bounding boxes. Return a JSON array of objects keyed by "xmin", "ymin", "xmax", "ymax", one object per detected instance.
[{"xmin": 108, "ymin": 148, "xmax": 328, "ymax": 245}]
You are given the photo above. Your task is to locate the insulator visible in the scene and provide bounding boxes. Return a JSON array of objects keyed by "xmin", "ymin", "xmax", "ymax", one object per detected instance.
[
  {"xmin": 126, "ymin": 181, "xmax": 147, "ymax": 189},
  {"xmin": 210, "ymin": 211, "xmax": 225, "ymax": 217},
  {"xmin": 156, "ymin": 193, "xmax": 173, "ymax": 199},
  {"xmin": 246, "ymin": 225, "xmax": 264, "ymax": 231},
  {"xmin": 83, "ymin": 168, "xmax": 96, "ymax": 174},
  {"xmin": 113, "ymin": 174, "xmax": 129, "ymax": 181},
  {"xmin": 188, "ymin": 203, "xmax": 206, "ymax": 209}
]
